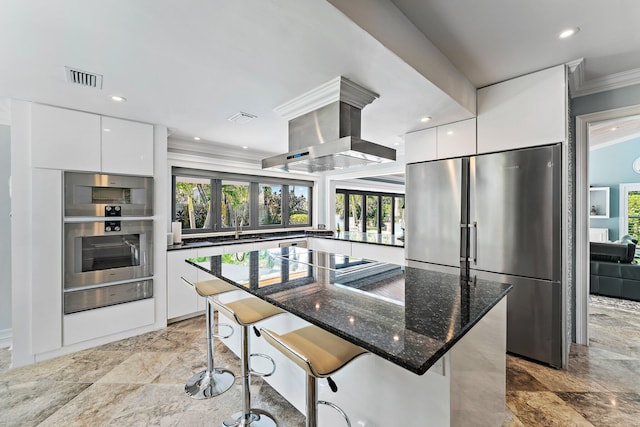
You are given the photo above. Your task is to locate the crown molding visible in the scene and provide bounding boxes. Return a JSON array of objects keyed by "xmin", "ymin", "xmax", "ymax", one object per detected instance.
[
  {"xmin": 274, "ymin": 76, "xmax": 379, "ymax": 120},
  {"xmin": 568, "ymin": 58, "xmax": 640, "ymax": 98},
  {"xmin": 167, "ymin": 137, "xmax": 269, "ymax": 163}
]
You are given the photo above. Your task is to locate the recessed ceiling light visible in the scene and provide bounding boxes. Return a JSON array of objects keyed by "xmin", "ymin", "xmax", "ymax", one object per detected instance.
[
  {"xmin": 610, "ymin": 127, "xmax": 618, "ymax": 132},
  {"xmin": 394, "ymin": 142, "xmax": 400, "ymax": 146},
  {"xmin": 447, "ymin": 130, "xmax": 454, "ymax": 135},
  {"xmin": 111, "ymin": 95, "xmax": 127, "ymax": 102},
  {"xmin": 242, "ymin": 145, "xmax": 249, "ymax": 150},
  {"xmin": 420, "ymin": 116, "xmax": 432, "ymax": 123},
  {"xmin": 559, "ymin": 27, "xmax": 580, "ymax": 39},
  {"xmin": 103, "ymin": 128, "xmax": 111, "ymax": 132},
  {"xmin": 193, "ymin": 136, "xmax": 201, "ymax": 141}
]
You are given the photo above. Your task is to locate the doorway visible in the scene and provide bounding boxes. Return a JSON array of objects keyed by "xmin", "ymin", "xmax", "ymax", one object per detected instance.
[{"xmin": 576, "ymin": 104, "xmax": 640, "ymax": 345}]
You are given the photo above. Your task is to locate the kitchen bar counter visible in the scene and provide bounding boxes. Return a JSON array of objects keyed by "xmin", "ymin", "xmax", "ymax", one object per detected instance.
[
  {"xmin": 186, "ymin": 246, "xmax": 510, "ymax": 425},
  {"xmin": 187, "ymin": 247, "xmax": 509, "ymax": 375}
]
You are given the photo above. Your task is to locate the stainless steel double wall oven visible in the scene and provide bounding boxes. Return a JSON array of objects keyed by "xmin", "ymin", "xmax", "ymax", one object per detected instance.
[{"xmin": 63, "ymin": 172, "xmax": 154, "ymax": 314}]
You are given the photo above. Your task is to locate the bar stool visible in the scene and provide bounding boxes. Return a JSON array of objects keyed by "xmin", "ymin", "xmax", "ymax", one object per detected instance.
[
  {"xmin": 182, "ymin": 277, "xmax": 237, "ymax": 399},
  {"xmin": 214, "ymin": 297, "xmax": 286, "ymax": 427},
  {"xmin": 261, "ymin": 325, "xmax": 367, "ymax": 427}
]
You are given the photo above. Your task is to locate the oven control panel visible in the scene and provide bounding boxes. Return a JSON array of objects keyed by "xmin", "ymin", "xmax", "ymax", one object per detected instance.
[
  {"xmin": 105, "ymin": 205, "xmax": 122, "ymax": 217},
  {"xmin": 105, "ymin": 221, "xmax": 121, "ymax": 232}
]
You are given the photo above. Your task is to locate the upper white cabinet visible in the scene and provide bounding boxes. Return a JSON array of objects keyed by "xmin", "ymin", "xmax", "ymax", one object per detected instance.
[
  {"xmin": 31, "ymin": 104, "xmax": 101, "ymax": 171},
  {"xmin": 102, "ymin": 117, "xmax": 154, "ymax": 176},
  {"xmin": 404, "ymin": 127, "xmax": 437, "ymax": 163},
  {"xmin": 436, "ymin": 118, "xmax": 476, "ymax": 159},
  {"xmin": 404, "ymin": 118, "xmax": 476, "ymax": 163},
  {"xmin": 30, "ymin": 103, "xmax": 153, "ymax": 175},
  {"xmin": 477, "ymin": 65, "xmax": 566, "ymax": 154}
]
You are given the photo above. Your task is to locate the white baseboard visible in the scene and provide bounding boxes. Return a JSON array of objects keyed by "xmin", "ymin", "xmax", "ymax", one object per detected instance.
[{"xmin": 0, "ymin": 328, "xmax": 12, "ymax": 349}]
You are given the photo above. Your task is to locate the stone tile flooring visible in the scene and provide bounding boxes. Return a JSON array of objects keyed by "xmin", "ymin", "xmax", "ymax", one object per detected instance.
[
  {"xmin": 505, "ymin": 296, "xmax": 640, "ymax": 426},
  {"xmin": 0, "ymin": 296, "xmax": 638, "ymax": 426}
]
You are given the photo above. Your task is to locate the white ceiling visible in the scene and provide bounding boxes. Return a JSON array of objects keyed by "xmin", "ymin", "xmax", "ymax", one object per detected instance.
[
  {"xmin": 391, "ymin": 0, "xmax": 640, "ymax": 87},
  {"xmin": 589, "ymin": 115, "xmax": 640, "ymax": 150},
  {"xmin": 2, "ymin": 0, "xmax": 640, "ymax": 161}
]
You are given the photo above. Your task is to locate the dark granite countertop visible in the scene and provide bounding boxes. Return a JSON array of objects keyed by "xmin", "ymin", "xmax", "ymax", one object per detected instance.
[
  {"xmin": 167, "ymin": 230, "xmax": 332, "ymax": 251},
  {"xmin": 186, "ymin": 247, "xmax": 510, "ymax": 375},
  {"xmin": 323, "ymin": 231, "xmax": 404, "ymax": 248},
  {"xmin": 167, "ymin": 230, "xmax": 404, "ymax": 251}
]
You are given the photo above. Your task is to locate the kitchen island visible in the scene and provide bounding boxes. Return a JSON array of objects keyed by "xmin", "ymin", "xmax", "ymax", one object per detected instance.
[{"xmin": 187, "ymin": 247, "xmax": 511, "ymax": 426}]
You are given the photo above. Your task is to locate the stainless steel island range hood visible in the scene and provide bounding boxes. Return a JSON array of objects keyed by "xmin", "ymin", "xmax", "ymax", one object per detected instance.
[{"xmin": 262, "ymin": 77, "xmax": 396, "ymax": 173}]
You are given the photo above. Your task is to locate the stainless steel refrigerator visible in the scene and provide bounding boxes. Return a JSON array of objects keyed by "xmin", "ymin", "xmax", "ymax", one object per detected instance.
[{"xmin": 406, "ymin": 144, "xmax": 563, "ymax": 367}]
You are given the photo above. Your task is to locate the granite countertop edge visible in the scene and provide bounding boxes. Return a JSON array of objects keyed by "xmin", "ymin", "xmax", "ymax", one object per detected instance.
[{"xmin": 168, "ymin": 230, "xmax": 404, "ymax": 251}]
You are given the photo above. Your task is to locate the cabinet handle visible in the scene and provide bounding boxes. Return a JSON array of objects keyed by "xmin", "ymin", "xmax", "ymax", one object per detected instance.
[{"xmin": 466, "ymin": 222, "xmax": 477, "ymax": 265}]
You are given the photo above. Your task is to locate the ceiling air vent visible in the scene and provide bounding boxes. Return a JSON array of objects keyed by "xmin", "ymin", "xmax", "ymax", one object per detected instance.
[
  {"xmin": 227, "ymin": 112, "xmax": 257, "ymax": 124},
  {"xmin": 64, "ymin": 67, "xmax": 103, "ymax": 89}
]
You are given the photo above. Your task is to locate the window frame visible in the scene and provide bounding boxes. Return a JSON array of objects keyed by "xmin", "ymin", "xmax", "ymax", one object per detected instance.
[
  {"xmin": 172, "ymin": 168, "xmax": 313, "ymax": 234},
  {"xmin": 336, "ymin": 189, "xmax": 404, "ymax": 235},
  {"xmin": 620, "ymin": 183, "xmax": 640, "ymax": 241}
]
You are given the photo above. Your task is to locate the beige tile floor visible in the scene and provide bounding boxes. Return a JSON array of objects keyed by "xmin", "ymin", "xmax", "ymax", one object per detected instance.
[
  {"xmin": 505, "ymin": 296, "xmax": 640, "ymax": 426},
  {"xmin": 0, "ymin": 296, "xmax": 638, "ymax": 426}
]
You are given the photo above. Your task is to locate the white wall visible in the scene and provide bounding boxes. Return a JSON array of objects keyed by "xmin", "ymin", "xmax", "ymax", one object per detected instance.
[{"xmin": 0, "ymin": 124, "xmax": 11, "ymax": 347}]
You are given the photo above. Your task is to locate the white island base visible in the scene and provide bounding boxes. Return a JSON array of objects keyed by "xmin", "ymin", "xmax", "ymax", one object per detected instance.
[{"xmin": 216, "ymin": 290, "xmax": 507, "ymax": 427}]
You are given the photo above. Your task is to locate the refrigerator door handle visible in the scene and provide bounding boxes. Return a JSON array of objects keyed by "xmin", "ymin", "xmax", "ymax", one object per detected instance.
[{"xmin": 467, "ymin": 221, "xmax": 477, "ymax": 265}]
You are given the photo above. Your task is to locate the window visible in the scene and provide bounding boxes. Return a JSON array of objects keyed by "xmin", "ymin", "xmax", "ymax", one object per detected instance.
[
  {"xmin": 288, "ymin": 185, "xmax": 310, "ymax": 226},
  {"xmin": 366, "ymin": 195, "xmax": 379, "ymax": 232},
  {"xmin": 172, "ymin": 168, "xmax": 312, "ymax": 234},
  {"xmin": 335, "ymin": 193, "xmax": 345, "ymax": 231},
  {"xmin": 174, "ymin": 176, "xmax": 212, "ymax": 230},
  {"xmin": 259, "ymin": 184, "xmax": 282, "ymax": 226},
  {"xmin": 337, "ymin": 189, "xmax": 404, "ymax": 235},
  {"xmin": 382, "ymin": 196, "xmax": 392, "ymax": 234},
  {"xmin": 395, "ymin": 196, "xmax": 404, "ymax": 237},
  {"xmin": 620, "ymin": 183, "xmax": 640, "ymax": 241},
  {"xmin": 221, "ymin": 180, "xmax": 250, "ymax": 228},
  {"xmin": 349, "ymin": 194, "xmax": 363, "ymax": 231}
]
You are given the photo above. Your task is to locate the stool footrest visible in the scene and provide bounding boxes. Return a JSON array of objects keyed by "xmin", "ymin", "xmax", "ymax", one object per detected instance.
[
  {"xmin": 318, "ymin": 400, "xmax": 351, "ymax": 427},
  {"xmin": 213, "ymin": 322, "xmax": 235, "ymax": 339},
  {"xmin": 249, "ymin": 353, "xmax": 276, "ymax": 378}
]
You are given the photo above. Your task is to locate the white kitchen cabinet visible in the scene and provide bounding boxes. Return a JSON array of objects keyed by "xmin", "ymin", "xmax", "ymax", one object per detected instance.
[
  {"xmin": 31, "ymin": 103, "xmax": 101, "ymax": 171},
  {"xmin": 31, "ymin": 168, "xmax": 63, "ymax": 353},
  {"xmin": 166, "ymin": 249, "xmax": 199, "ymax": 320},
  {"xmin": 64, "ymin": 299, "xmax": 155, "ymax": 346},
  {"xmin": 351, "ymin": 242, "xmax": 404, "ymax": 265},
  {"xmin": 307, "ymin": 237, "xmax": 351, "ymax": 256},
  {"xmin": 477, "ymin": 65, "xmax": 566, "ymax": 154},
  {"xmin": 404, "ymin": 127, "xmax": 437, "ymax": 163},
  {"xmin": 101, "ymin": 117, "xmax": 154, "ymax": 176},
  {"xmin": 436, "ymin": 118, "xmax": 476, "ymax": 159}
]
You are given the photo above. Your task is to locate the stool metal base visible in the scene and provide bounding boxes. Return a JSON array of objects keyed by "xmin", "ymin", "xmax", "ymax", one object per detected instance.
[
  {"xmin": 223, "ymin": 409, "xmax": 277, "ymax": 427},
  {"xmin": 185, "ymin": 368, "xmax": 235, "ymax": 399}
]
